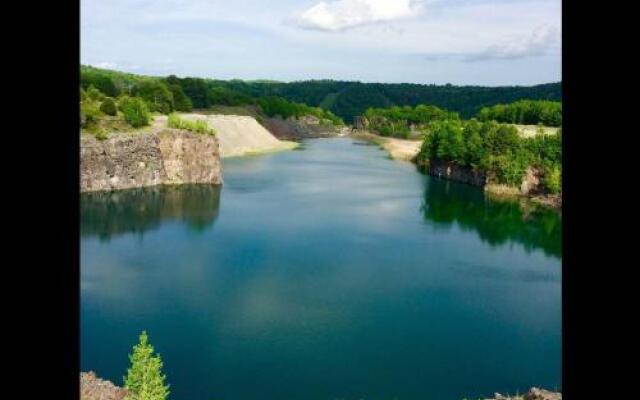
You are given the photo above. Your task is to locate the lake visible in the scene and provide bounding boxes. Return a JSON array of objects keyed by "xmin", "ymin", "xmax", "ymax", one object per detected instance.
[{"xmin": 81, "ymin": 138, "xmax": 561, "ymax": 400}]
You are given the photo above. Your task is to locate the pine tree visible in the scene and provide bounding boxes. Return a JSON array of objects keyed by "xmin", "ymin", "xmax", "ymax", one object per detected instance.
[{"xmin": 123, "ymin": 331, "xmax": 170, "ymax": 400}]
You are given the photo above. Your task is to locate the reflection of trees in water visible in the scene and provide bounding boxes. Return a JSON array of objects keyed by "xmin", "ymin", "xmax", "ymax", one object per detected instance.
[
  {"xmin": 81, "ymin": 184, "xmax": 221, "ymax": 241},
  {"xmin": 421, "ymin": 178, "xmax": 561, "ymax": 258}
]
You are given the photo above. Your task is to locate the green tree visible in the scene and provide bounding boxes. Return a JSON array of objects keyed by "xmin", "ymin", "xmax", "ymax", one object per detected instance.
[
  {"xmin": 119, "ymin": 96, "xmax": 151, "ymax": 127},
  {"xmin": 133, "ymin": 81, "xmax": 174, "ymax": 114},
  {"xmin": 123, "ymin": 331, "xmax": 169, "ymax": 400},
  {"xmin": 168, "ymin": 84, "xmax": 192, "ymax": 112},
  {"xmin": 100, "ymin": 98, "xmax": 118, "ymax": 116},
  {"xmin": 86, "ymin": 85, "xmax": 106, "ymax": 101}
]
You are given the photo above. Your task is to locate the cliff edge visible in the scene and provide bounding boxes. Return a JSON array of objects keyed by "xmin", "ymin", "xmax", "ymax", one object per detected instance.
[{"xmin": 80, "ymin": 128, "xmax": 222, "ymax": 192}]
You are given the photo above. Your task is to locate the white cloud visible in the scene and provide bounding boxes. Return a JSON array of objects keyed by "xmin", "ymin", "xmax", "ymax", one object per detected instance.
[
  {"xmin": 95, "ymin": 61, "xmax": 119, "ymax": 69},
  {"xmin": 464, "ymin": 24, "xmax": 560, "ymax": 62},
  {"xmin": 291, "ymin": 0, "xmax": 423, "ymax": 31}
]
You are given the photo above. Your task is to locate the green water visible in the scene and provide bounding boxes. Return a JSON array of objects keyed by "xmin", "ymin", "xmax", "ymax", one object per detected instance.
[{"xmin": 81, "ymin": 138, "xmax": 561, "ymax": 400}]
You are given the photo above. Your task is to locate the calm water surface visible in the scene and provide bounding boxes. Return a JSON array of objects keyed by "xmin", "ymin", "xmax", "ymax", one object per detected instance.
[{"xmin": 81, "ymin": 138, "xmax": 561, "ymax": 400}]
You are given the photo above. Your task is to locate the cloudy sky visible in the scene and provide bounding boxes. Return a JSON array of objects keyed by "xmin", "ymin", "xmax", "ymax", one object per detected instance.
[{"xmin": 81, "ymin": 0, "xmax": 561, "ymax": 85}]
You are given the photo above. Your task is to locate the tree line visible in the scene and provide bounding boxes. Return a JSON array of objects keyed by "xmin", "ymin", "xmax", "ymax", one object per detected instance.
[
  {"xmin": 81, "ymin": 65, "xmax": 561, "ymax": 123},
  {"xmin": 476, "ymin": 100, "xmax": 561, "ymax": 126},
  {"xmin": 80, "ymin": 66, "xmax": 344, "ymax": 131},
  {"xmin": 363, "ymin": 104, "xmax": 460, "ymax": 138}
]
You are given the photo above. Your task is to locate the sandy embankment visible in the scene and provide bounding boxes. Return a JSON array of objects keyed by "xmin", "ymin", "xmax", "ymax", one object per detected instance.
[
  {"xmin": 351, "ymin": 131, "xmax": 422, "ymax": 161},
  {"xmin": 153, "ymin": 114, "xmax": 298, "ymax": 158}
]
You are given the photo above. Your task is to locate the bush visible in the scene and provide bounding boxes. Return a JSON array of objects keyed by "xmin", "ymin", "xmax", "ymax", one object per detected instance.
[
  {"xmin": 100, "ymin": 98, "xmax": 117, "ymax": 116},
  {"xmin": 543, "ymin": 165, "xmax": 561, "ymax": 194},
  {"xmin": 80, "ymin": 100, "xmax": 102, "ymax": 128},
  {"xmin": 86, "ymin": 85, "xmax": 106, "ymax": 101},
  {"xmin": 167, "ymin": 113, "xmax": 215, "ymax": 135},
  {"xmin": 94, "ymin": 129, "xmax": 108, "ymax": 141},
  {"xmin": 119, "ymin": 96, "xmax": 150, "ymax": 127}
]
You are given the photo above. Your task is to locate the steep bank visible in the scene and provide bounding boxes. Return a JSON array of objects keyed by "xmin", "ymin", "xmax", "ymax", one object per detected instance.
[
  {"xmin": 156, "ymin": 114, "xmax": 298, "ymax": 158},
  {"xmin": 420, "ymin": 159, "xmax": 562, "ymax": 209},
  {"xmin": 80, "ymin": 129, "xmax": 222, "ymax": 192},
  {"xmin": 262, "ymin": 115, "xmax": 348, "ymax": 140}
]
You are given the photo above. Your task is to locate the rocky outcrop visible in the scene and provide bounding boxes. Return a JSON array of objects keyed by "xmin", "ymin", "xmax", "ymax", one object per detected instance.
[
  {"xmin": 481, "ymin": 387, "xmax": 561, "ymax": 400},
  {"xmin": 261, "ymin": 115, "xmax": 340, "ymax": 140},
  {"xmin": 81, "ymin": 129, "xmax": 222, "ymax": 192},
  {"xmin": 80, "ymin": 372, "xmax": 127, "ymax": 400},
  {"xmin": 428, "ymin": 159, "xmax": 487, "ymax": 186}
]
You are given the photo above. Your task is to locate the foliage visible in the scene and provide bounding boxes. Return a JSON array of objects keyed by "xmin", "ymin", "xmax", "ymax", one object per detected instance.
[
  {"xmin": 100, "ymin": 98, "xmax": 118, "ymax": 116},
  {"xmin": 119, "ymin": 96, "xmax": 151, "ymax": 127},
  {"xmin": 123, "ymin": 331, "xmax": 169, "ymax": 400},
  {"xmin": 80, "ymin": 100, "xmax": 103, "ymax": 128},
  {"xmin": 167, "ymin": 113, "xmax": 216, "ymax": 135},
  {"xmin": 81, "ymin": 69, "xmax": 118, "ymax": 96},
  {"xmin": 364, "ymin": 104, "xmax": 459, "ymax": 138},
  {"xmin": 477, "ymin": 100, "xmax": 562, "ymax": 126},
  {"xmin": 167, "ymin": 83, "xmax": 192, "ymax": 112},
  {"xmin": 132, "ymin": 80, "xmax": 174, "ymax": 114},
  {"xmin": 257, "ymin": 96, "xmax": 344, "ymax": 125},
  {"xmin": 82, "ymin": 65, "xmax": 560, "ymax": 123},
  {"xmin": 418, "ymin": 119, "xmax": 562, "ymax": 191},
  {"xmin": 86, "ymin": 85, "xmax": 106, "ymax": 101}
]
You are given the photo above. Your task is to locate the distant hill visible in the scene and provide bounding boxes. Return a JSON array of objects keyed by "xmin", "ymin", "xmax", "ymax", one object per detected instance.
[
  {"xmin": 81, "ymin": 65, "xmax": 561, "ymax": 123},
  {"xmin": 215, "ymin": 80, "xmax": 561, "ymax": 122}
]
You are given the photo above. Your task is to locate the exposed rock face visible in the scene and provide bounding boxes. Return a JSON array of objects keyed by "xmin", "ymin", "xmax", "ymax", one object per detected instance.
[
  {"xmin": 81, "ymin": 129, "xmax": 222, "ymax": 192},
  {"xmin": 80, "ymin": 372, "xmax": 127, "ymax": 400},
  {"xmin": 261, "ymin": 115, "xmax": 339, "ymax": 140},
  {"xmin": 156, "ymin": 129, "xmax": 221, "ymax": 184},
  {"xmin": 483, "ymin": 387, "xmax": 561, "ymax": 400},
  {"xmin": 520, "ymin": 166, "xmax": 542, "ymax": 195},
  {"xmin": 428, "ymin": 159, "xmax": 487, "ymax": 187},
  {"xmin": 353, "ymin": 116, "xmax": 369, "ymax": 130}
]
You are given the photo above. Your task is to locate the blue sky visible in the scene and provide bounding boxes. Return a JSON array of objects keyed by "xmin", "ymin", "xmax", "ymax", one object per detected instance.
[{"xmin": 80, "ymin": 0, "xmax": 561, "ymax": 85}]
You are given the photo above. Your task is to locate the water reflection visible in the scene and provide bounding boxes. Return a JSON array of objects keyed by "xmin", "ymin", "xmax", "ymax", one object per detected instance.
[
  {"xmin": 421, "ymin": 178, "xmax": 562, "ymax": 258},
  {"xmin": 81, "ymin": 184, "xmax": 221, "ymax": 241}
]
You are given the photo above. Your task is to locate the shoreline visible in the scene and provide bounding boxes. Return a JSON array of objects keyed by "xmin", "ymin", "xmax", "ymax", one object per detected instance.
[
  {"xmin": 350, "ymin": 131, "xmax": 422, "ymax": 161},
  {"xmin": 350, "ymin": 130, "xmax": 561, "ymax": 211}
]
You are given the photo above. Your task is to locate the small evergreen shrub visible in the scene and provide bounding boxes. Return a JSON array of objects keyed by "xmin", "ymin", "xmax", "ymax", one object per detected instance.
[
  {"xmin": 100, "ymin": 98, "xmax": 118, "ymax": 116},
  {"xmin": 124, "ymin": 331, "xmax": 169, "ymax": 400}
]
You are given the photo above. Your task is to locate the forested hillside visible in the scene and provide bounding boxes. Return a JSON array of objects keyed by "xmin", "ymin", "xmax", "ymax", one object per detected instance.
[{"xmin": 81, "ymin": 65, "xmax": 561, "ymax": 123}]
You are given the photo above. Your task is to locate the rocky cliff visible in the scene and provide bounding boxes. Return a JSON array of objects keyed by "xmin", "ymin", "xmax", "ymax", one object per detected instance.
[
  {"xmin": 80, "ymin": 372, "xmax": 127, "ymax": 400},
  {"xmin": 81, "ymin": 129, "xmax": 222, "ymax": 192},
  {"xmin": 261, "ymin": 115, "xmax": 345, "ymax": 140},
  {"xmin": 427, "ymin": 159, "xmax": 487, "ymax": 187}
]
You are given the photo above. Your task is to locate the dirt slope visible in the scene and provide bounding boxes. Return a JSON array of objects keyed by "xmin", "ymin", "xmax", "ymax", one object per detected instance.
[{"xmin": 154, "ymin": 114, "xmax": 297, "ymax": 158}]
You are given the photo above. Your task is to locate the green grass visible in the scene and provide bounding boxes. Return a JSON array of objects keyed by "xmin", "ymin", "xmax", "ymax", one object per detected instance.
[{"xmin": 167, "ymin": 113, "xmax": 216, "ymax": 136}]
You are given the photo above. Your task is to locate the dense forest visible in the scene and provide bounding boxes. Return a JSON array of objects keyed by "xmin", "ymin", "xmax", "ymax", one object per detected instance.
[
  {"xmin": 476, "ymin": 100, "xmax": 562, "ymax": 126},
  {"xmin": 417, "ymin": 119, "xmax": 562, "ymax": 194},
  {"xmin": 81, "ymin": 65, "xmax": 561, "ymax": 123},
  {"xmin": 80, "ymin": 65, "xmax": 344, "ymax": 134},
  {"xmin": 363, "ymin": 104, "xmax": 460, "ymax": 138}
]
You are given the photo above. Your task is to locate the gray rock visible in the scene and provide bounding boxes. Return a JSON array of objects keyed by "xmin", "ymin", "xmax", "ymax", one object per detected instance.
[{"xmin": 80, "ymin": 129, "xmax": 222, "ymax": 192}]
